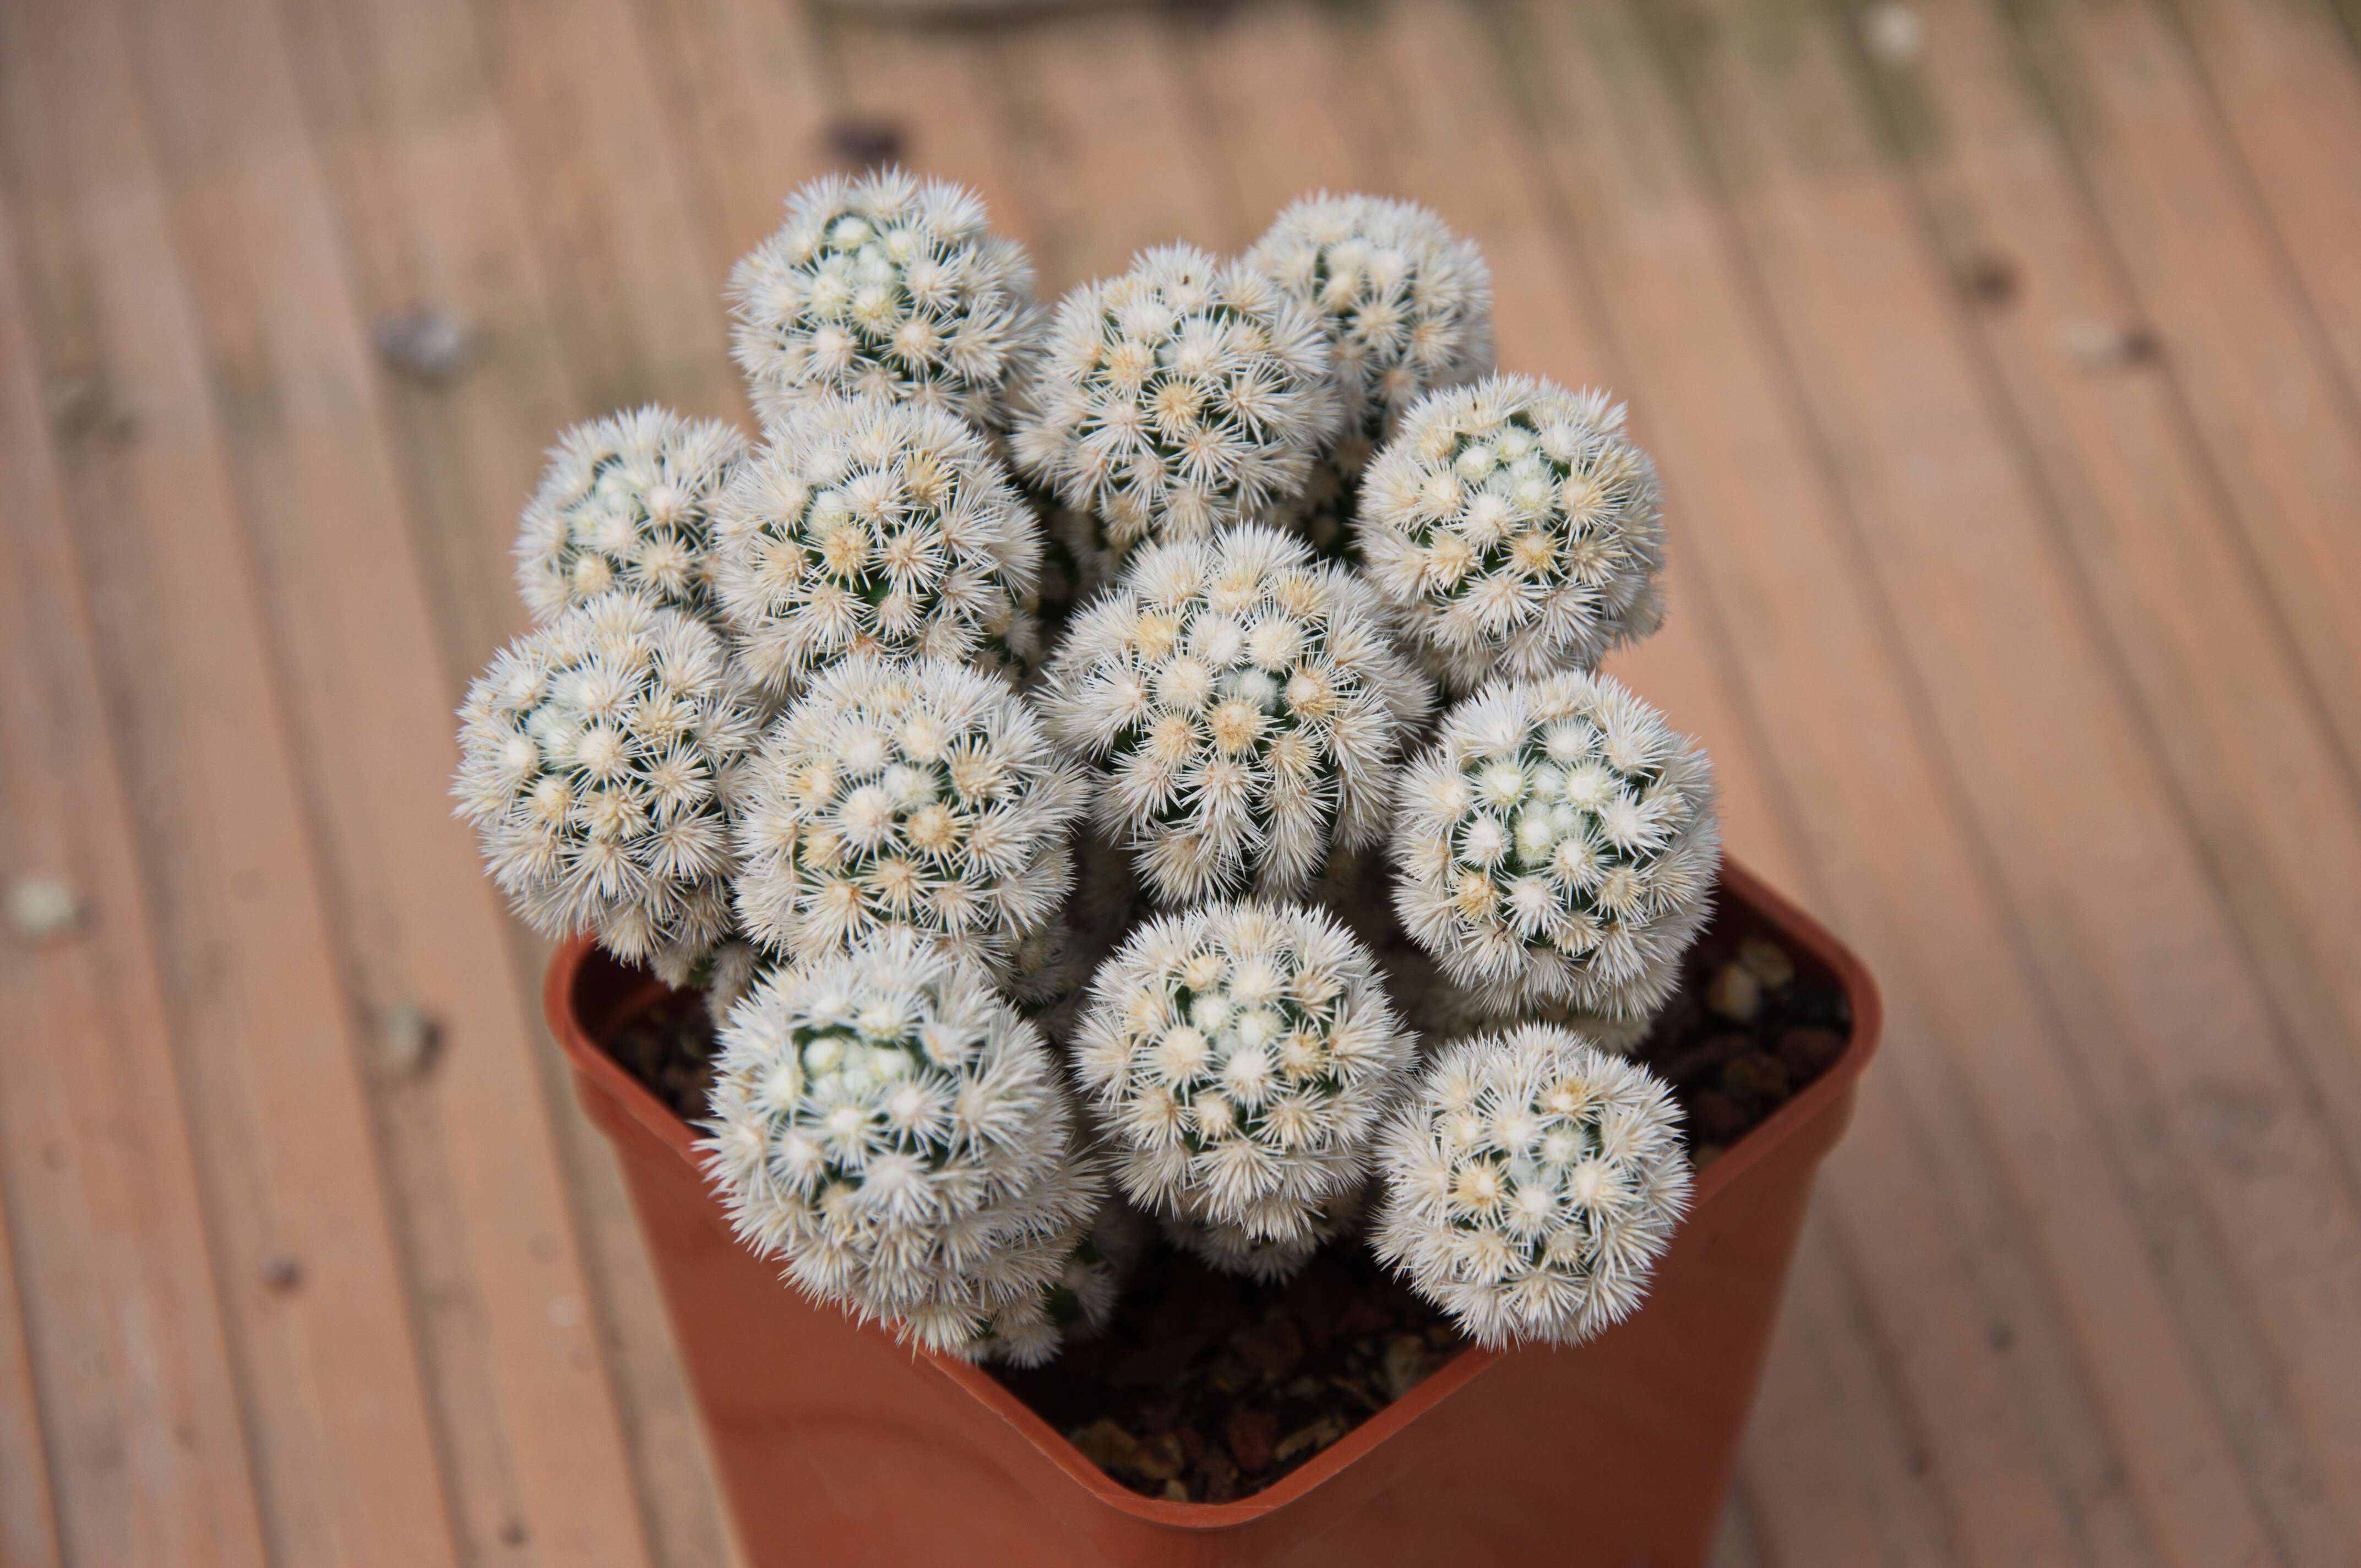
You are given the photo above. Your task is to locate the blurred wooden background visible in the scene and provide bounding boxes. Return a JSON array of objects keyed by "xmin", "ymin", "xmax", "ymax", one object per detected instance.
[{"xmin": 4, "ymin": 0, "xmax": 2361, "ymax": 1561}]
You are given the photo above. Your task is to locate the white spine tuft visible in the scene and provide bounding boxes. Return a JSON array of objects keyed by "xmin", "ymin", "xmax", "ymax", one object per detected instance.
[
  {"xmin": 1373, "ymin": 1026, "xmax": 1689, "ymax": 1348},
  {"xmin": 1009, "ymin": 244, "xmax": 1341, "ymax": 564},
  {"xmin": 454, "ymin": 592, "xmax": 755, "ymax": 984},
  {"xmin": 710, "ymin": 395, "xmax": 1042, "ymax": 704},
  {"xmin": 701, "ymin": 931, "xmax": 1100, "ymax": 1359},
  {"xmin": 728, "ymin": 169, "xmax": 1038, "ymax": 431},
  {"xmin": 1038, "ymin": 527, "xmax": 1432, "ymax": 905},
  {"xmin": 730, "ymin": 655, "xmax": 1085, "ymax": 974},
  {"xmin": 1361, "ymin": 375, "xmax": 1665, "ymax": 692},
  {"xmin": 1390, "ymin": 670, "xmax": 1718, "ymax": 1017}
]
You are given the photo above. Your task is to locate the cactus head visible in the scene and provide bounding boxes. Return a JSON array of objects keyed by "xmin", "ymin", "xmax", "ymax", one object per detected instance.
[
  {"xmin": 1040, "ymin": 526, "xmax": 1432, "ymax": 905},
  {"xmin": 731, "ymin": 654, "xmax": 1085, "ymax": 975},
  {"xmin": 1373, "ymin": 1026, "xmax": 1690, "ymax": 1348},
  {"xmin": 728, "ymin": 169, "xmax": 1038, "ymax": 431},
  {"xmin": 1071, "ymin": 900, "xmax": 1416, "ymax": 1232},
  {"xmin": 454, "ymin": 591, "xmax": 755, "ymax": 984},
  {"xmin": 1361, "ymin": 376, "xmax": 1665, "ymax": 693},
  {"xmin": 1391, "ymin": 670, "xmax": 1718, "ymax": 1017},
  {"xmin": 701, "ymin": 930, "xmax": 1098, "ymax": 1358},
  {"xmin": 711, "ymin": 395, "xmax": 1042, "ymax": 705},
  {"xmin": 1009, "ymin": 244, "xmax": 1341, "ymax": 564},
  {"xmin": 514, "ymin": 407, "xmax": 747, "ymax": 625}
]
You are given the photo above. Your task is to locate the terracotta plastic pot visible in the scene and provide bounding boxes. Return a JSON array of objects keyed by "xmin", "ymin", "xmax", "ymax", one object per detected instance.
[{"xmin": 547, "ymin": 856, "xmax": 1880, "ymax": 1567}]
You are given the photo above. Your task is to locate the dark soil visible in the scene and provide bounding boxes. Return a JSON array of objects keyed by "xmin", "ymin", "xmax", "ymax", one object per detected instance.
[{"xmin": 597, "ymin": 911, "xmax": 1852, "ymax": 1504}]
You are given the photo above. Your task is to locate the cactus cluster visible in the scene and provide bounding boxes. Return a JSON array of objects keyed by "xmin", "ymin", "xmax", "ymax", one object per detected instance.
[{"xmin": 460, "ymin": 170, "xmax": 1734, "ymax": 1362}]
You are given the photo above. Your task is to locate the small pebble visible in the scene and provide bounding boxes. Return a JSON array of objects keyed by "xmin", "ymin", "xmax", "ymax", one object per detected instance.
[
  {"xmin": 1736, "ymin": 935, "xmax": 1796, "ymax": 990},
  {"xmin": 1777, "ymin": 1026, "xmax": 1846, "ymax": 1080},
  {"xmin": 1861, "ymin": 2, "xmax": 1925, "ymax": 64},
  {"xmin": 1272, "ymin": 1412, "xmax": 1349, "ymax": 1464},
  {"xmin": 2060, "ymin": 318, "xmax": 2160, "ymax": 368},
  {"xmin": 6, "ymin": 875, "xmax": 85, "ymax": 945},
  {"xmin": 374, "ymin": 307, "xmax": 478, "ymax": 384},
  {"xmin": 1691, "ymin": 1090, "xmax": 1750, "ymax": 1143},
  {"xmin": 380, "ymin": 1001, "xmax": 442, "ymax": 1079},
  {"xmin": 1706, "ymin": 961, "xmax": 1761, "ymax": 1023},
  {"xmin": 1225, "ymin": 1407, "xmax": 1276, "ymax": 1472},
  {"xmin": 1722, "ymin": 1052, "xmax": 1793, "ymax": 1106}
]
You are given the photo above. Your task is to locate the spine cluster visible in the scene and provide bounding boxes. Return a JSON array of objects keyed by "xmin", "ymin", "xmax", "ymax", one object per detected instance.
[
  {"xmin": 455, "ymin": 593, "xmax": 757, "ymax": 984},
  {"xmin": 1373, "ymin": 1026, "xmax": 1691, "ymax": 1348},
  {"xmin": 1391, "ymin": 671, "xmax": 1718, "ymax": 1021},
  {"xmin": 1040, "ymin": 527, "xmax": 1430, "ymax": 905},
  {"xmin": 1359, "ymin": 375, "xmax": 1666, "ymax": 693}
]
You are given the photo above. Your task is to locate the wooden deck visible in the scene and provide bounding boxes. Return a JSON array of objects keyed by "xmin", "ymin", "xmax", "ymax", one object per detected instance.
[{"xmin": 3, "ymin": 0, "xmax": 2359, "ymax": 1560}]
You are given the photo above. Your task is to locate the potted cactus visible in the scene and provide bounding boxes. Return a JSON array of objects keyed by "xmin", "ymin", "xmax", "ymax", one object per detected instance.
[{"xmin": 458, "ymin": 173, "xmax": 1879, "ymax": 1566}]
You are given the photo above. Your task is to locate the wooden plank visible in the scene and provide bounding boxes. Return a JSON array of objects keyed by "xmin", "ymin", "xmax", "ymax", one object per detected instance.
[
  {"xmin": 1837, "ymin": 3, "xmax": 2361, "ymax": 1559},
  {"xmin": 1998, "ymin": 0, "xmax": 2361, "ymax": 776},
  {"xmin": 468, "ymin": 0, "xmax": 737, "ymax": 416},
  {"xmin": 1594, "ymin": 0, "xmax": 2361, "ymax": 1558},
  {"xmin": 0, "ymin": 1170, "xmax": 62, "ymax": 1568},
  {"xmin": 1176, "ymin": 1, "xmax": 1381, "ymax": 221},
  {"xmin": 2159, "ymin": 0, "xmax": 2361, "ymax": 404},
  {"xmin": 271, "ymin": 0, "xmax": 743, "ymax": 1561},
  {"xmin": 107, "ymin": 0, "xmax": 673, "ymax": 1560},
  {"xmin": 0, "ymin": 1, "xmax": 465, "ymax": 1562},
  {"xmin": 988, "ymin": 7, "xmax": 1234, "ymax": 288},
  {"xmin": 1470, "ymin": 0, "xmax": 2349, "ymax": 1561}
]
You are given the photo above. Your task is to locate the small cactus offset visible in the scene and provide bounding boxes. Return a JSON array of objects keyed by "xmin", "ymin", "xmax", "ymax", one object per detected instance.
[
  {"xmin": 1010, "ymin": 244, "xmax": 1340, "ymax": 562},
  {"xmin": 1245, "ymin": 194, "xmax": 1493, "ymax": 545},
  {"xmin": 1373, "ymin": 1026, "xmax": 1690, "ymax": 1348},
  {"xmin": 711, "ymin": 395, "xmax": 1042, "ymax": 704},
  {"xmin": 731, "ymin": 655, "xmax": 1085, "ymax": 974},
  {"xmin": 1070, "ymin": 901, "xmax": 1416, "ymax": 1235},
  {"xmin": 455, "ymin": 592, "xmax": 755, "ymax": 984},
  {"xmin": 1359, "ymin": 375, "xmax": 1666, "ymax": 693},
  {"xmin": 1039, "ymin": 526, "xmax": 1430, "ymax": 905},
  {"xmin": 728, "ymin": 168, "xmax": 1038, "ymax": 431},
  {"xmin": 1391, "ymin": 669, "xmax": 1718, "ymax": 1020},
  {"xmin": 514, "ymin": 407, "xmax": 748, "ymax": 624},
  {"xmin": 461, "ymin": 173, "xmax": 1762, "ymax": 1376},
  {"xmin": 701, "ymin": 930, "xmax": 1098, "ymax": 1360}
]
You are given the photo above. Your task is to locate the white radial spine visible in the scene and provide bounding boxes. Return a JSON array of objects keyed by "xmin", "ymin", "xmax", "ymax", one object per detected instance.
[{"xmin": 514, "ymin": 406, "xmax": 747, "ymax": 624}]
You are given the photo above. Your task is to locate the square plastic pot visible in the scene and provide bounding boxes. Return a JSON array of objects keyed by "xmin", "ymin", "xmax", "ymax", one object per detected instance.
[{"xmin": 547, "ymin": 856, "xmax": 1880, "ymax": 1567}]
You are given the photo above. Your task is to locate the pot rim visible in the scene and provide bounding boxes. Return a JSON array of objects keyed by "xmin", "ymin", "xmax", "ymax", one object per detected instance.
[{"xmin": 545, "ymin": 853, "xmax": 1882, "ymax": 1531}]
